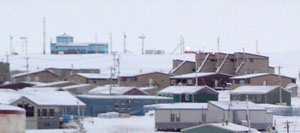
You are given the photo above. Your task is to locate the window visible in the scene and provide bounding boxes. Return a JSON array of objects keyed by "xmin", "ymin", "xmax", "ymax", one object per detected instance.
[
  {"xmin": 176, "ymin": 114, "xmax": 180, "ymax": 122},
  {"xmin": 187, "ymin": 79, "xmax": 193, "ymax": 85},
  {"xmin": 170, "ymin": 114, "xmax": 175, "ymax": 122},
  {"xmin": 121, "ymin": 103, "xmax": 125, "ymax": 110},
  {"xmin": 34, "ymin": 76, "xmax": 39, "ymax": 82},
  {"xmin": 127, "ymin": 104, "xmax": 131, "ymax": 110},
  {"xmin": 38, "ymin": 109, "xmax": 41, "ymax": 117},
  {"xmin": 240, "ymin": 80, "xmax": 245, "ymax": 85},
  {"xmin": 249, "ymin": 58, "xmax": 254, "ymax": 63},
  {"xmin": 161, "ymin": 79, "xmax": 165, "ymax": 83},
  {"xmin": 127, "ymin": 78, "xmax": 132, "ymax": 82},
  {"xmin": 263, "ymin": 80, "xmax": 267, "ymax": 86},
  {"xmin": 185, "ymin": 94, "xmax": 190, "ymax": 101},
  {"xmin": 114, "ymin": 104, "xmax": 119, "ymax": 110},
  {"xmin": 42, "ymin": 109, "xmax": 47, "ymax": 117},
  {"xmin": 257, "ymin": 95, "xmax": 262, "ymax": 102},
  {"xmin": 24, "ymin": 104, "xmax": 34, "ymax": 117},
  {"xmin": 148, "ymin": 78, "xmax": 153, "ymax": 85},
  {"xmin": 49, "ymin": 109, "xmax": 55, "ymax": 117},
  {"xmin": 17, "ymin": 104, "xmax": 23, "ymax": 108}
]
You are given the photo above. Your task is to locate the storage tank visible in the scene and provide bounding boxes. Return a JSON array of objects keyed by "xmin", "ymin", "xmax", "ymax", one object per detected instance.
[{"xmin": 0, "ymin": 104, "xmax": 25, "ymax": 133}]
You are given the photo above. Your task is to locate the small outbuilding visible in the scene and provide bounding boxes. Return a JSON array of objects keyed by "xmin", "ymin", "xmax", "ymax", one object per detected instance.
[
  {"xmin": 159, "ymin": 86, "xmax": 218, "ymax": 103},
  {"xmin": 181, "ymin": 123, "xmax": 259, "ymax": 133},
  {"xmin": 230, "ymin": 86, "xmax": 291, "ymax": 106}
]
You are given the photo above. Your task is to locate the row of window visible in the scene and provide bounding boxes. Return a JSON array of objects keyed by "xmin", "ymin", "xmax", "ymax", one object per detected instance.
[
  {"xmin": 170, "ymin": 114, "xmax": 180, "ymax": 122},
  {"xmin": 38, "ymin": 109, "xmax": 55, "ymax": 118},
  {"xmin": 114, "ymin": 103, "xmax": 131, "ymax": 110}
]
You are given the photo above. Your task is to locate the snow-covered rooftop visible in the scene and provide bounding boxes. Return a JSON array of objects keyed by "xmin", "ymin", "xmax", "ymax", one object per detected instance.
[
  {"xmin": 0, "ymin": 104, "xmax": 25, "ymax": 112},
  {"xmin": 76, "ymin": 73, "xmax": 117, "ymax": 79},
  {"xmin": 183, "ymin": 123, "xmax": 258, "ymax": 132},
  {"xmin": 230, "ymin": 73, "xmax": 270, "ymax": 79},
  {"xmin": 19, "ymin": 87, "xmax": 60, "ymax": 92},
  {"xmin": 155, "ymin": 103, "xmax": 207, "ymax": 110},
  {"xmin": 0, "ymin": 91, "xmax": 22, "ymax": 104},
  {"xmin": 119, "ymin": 71, "xmax": 170, "ymax": 77},
  {"xmin": 159, "ymin": 86, "xmax": 217, "ymax": 94},
  {"xmin": 88, "ymin": 86, "xmax": 137, "ymax": 95},
  {"xmin": 77, "ymin": 95, "xmax": 172, "ymax": 100},
  {"xmin": 35, "ymin": 81, "xmax": 76, "ymax": 87},
  {"xmin": 12, "ymin": 69, "xmax": 57, "ymax": 78},
  {"xmin": 209, "ymin": 101, "xmax": 265, "ymax": 110},
  {"xmin": 62, "ymin": 84, "xmax": 94, "ymax": 90},
  {"xmin": 231, "ymin": 86, "xmax": 280, "ymax": 95}
]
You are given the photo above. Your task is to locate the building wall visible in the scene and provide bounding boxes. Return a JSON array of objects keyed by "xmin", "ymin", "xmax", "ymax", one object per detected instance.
[
  {"xmin": 155, "ymin": 109, "xmax": 207, "ymax": 131},
  {"xmin": 0, "ymin": 62, "xmax": 10, "ymax": 84},
  {"xmin": 250, "ymin": 75, "xmax": 295, "ymax": 88},
  {"xmin": 14, "ymin": 71, "xmax": 59, "ymax": 83},
  {"xmin": 66, "ymin": 75, "xmax": 88, "ymax": 83},
  {"xmin": 87, "ymin": 79, "xmax": 117, "ymax": 86},
  {"xmin": 181, "ymin": 125, "xmax": 237, "ymax": 133},
  {"xmin": 266, "ymin": 87, "xmax": 291, "ymax": 106},
  {"xmin": 171, "ymin": 60, "xmax": 195, "ymax": 75},
  {"xmin": 48, "ymin": 68, "xmax": 100, "ymax": 80}
]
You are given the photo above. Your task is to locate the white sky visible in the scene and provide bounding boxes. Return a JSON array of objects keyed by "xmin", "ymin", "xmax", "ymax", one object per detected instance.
[{"xmin": 0, "ymin": 0, "xmax": 300, "ymax": 54}]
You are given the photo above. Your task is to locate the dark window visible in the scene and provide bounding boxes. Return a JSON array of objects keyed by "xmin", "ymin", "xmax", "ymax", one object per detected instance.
[
  {"xmin": 249, "ymin": 58, "xmax": 254, "ymax": 63},
  {"xmin": 114, "ymin": 104, "xmax": 119, "ymax": 110},
  {"xmin": 17, "ymin": 104, "xmax": 23, "ymax": 108},
  {"xmin": 127, "ymin": 104, "xmax": 131, "ymax": 109},
  {"xmin": 38, "ymin": 109, "xmax": 41, "ymax": 117},
  {"xmin": 133, "ymin": 77, "xmax": 137, "ymax": 81},
  {"xmin": 176, "ymin": 114, "xmax": 180, "ymax": 122},
  {"xmin": 24, "ymin": 104, "xmax": 34, "ymax": 117},
  {"xmin": 170, "ymin": 114, "xmax": 175, "ymax": 122},
  {"xmin": 49, "ymin": 109, "xmax": 54, "ymax": 117},
  {"xmin": 42, "ymin": 109, "xmax": 47, "ymax": 117}
]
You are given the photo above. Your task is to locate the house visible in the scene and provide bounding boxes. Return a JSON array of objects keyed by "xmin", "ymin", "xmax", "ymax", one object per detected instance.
[
  {"xmin": 119, "ymin": 71, "xmax": 171, "ymax": 91},
  {"xmin": 0, "ymin": 62, "xmax": 10, "ymax": 85},
  {"xmin": 169, "ymin": 59, "xmax": 196, "ymax": 75},
  {"xmin": 170, "ymin": 72, "xmax": 233, "ymax": 89},
  {"xmin": 0, "ymin": 82, "xmax": 42, "ymax": 90},
  {"xmin": 230, "ymin": 73, "xmax": 296, "ymax": 89},
  {"xmin": 76, "ymin": 95, "xmax": 173, "ymax": 116},
  {"xmin": 87, "ymin": 85, "xmax": 147, "ymax": 95},
  {"xmin": 12, "ymin": 70, "xmax": 60, "ymax": 83},
  {"xmin": 195, "ymin": 52, "xmax": 275, "ymax": 76},
  {"xmin": 50, "ymin": 33, "xmax": 108, "ymax": 54},
  {"xmin": 46, "ymin": 67, "xmax": 100, "ymax": 80},
  {"xmin": 207, "ymin": 101, "xmax": 273, "ymax": 130},
  {"xmin": 230, "ymin": 86, "xmax": 291, "ymax": 106},
  {"xmin": 65, "ymin": 73, "xmax": 117, "ymax": 86},
  {"xmin": 10, "ymin": 91, "xmax": 85, "ymax": 129},
  {"xmin": 35, "ymin": 81, "xmax": 78, "ymax": 88},
  {"xmin": 158, "ymin": 86, "xmax": 218, "ymax": 103},
  {"xmin": 155, "ymin": 103, "xmax": 207, "ymax": 131},
  {"xmin": 61, "ymin": 84, "xmax": 96, "ymax": 95},
  {"xmin": 181, "ymin": 123, "xmax": 259, "ymax": 133}
]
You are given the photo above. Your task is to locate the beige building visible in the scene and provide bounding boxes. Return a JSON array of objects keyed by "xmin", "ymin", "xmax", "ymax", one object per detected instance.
[
  {"xmin": 12, "ymin": 70, "xmax": 60, "ymax": 83},
  {"xmin": 119, "ymin": 72, "xmax": 171, "ymax": 92},
  {"xmin": 230, "ymin": 73, "xmax": 296, "ymax": 89},
  {"xmin": 170, "ymin": 59, "xmax": 195, "ymax": 75}
]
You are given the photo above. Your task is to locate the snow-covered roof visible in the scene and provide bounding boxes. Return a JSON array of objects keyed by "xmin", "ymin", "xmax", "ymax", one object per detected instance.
[
  {"xmin": 209, "ymin": 101, "xmax": 265, "ymax": 110},
  {"xmin": 159, "ymin": 86, "xmax": 218, "ymax": 94},
  {"xmin": 76, "ymin": 73, "xmax": 117, "ymax": 79},
  {"xmin": 230, "ymin": 73, "xmax": 270, "ymax": 79},
  {"xmin": 291, "ymin": 97, "xmax": 300, "ymax": 107},
  {"xmin": 155, "ymin": 103, "xmax": 207, "ymax": 110},
  {"xmin": 77, "ymin": 95, "xmax": 172, "ymax": 100},
  {"xmin": 0, "ymin": 91, "xmax": 21, "ymax": 104},
  {"xmin": 183, "ymin": 123, "xmax": 258, "ymax": 132},
  {"xmin": 62, "ymin": 84, "xmax": 94, "ymax": 90},
  {"xmin": 171, "ymin": 72, "xmax": 232, "ymax": 79},
  {"xmin": 119, "ymin": 71, "xmax": 170, "ymax": 77},
  {"xmin": 16, "ymin": 91, "xmax": 85, "ymax": 106},
  {"xmin": 19, "ymin": 87, "xmax": 61, "ymax": 92},
  {"xmin": 0, "ymin": 104, "xmax": 25, "ymax": 112},
  {"xmin": 35, "ymin": 81, "xmax": 76, "ymax": 87},
  {"xmin": 231, "ymin": 86, "xmax": 280, "ymax": 95},
  {"xmin": 88, "ymin": 86, "xmax": 137, "ymax": 95},
  {"xmin": 12, "ymin": 69, "xmax": 58, "ymax": 78},
  {"xmin": 138, "ymin": 86, "xmax": 158, "ymax": 91}
]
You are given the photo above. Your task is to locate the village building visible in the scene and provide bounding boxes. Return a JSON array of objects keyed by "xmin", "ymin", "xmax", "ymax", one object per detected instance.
[
  {"xmin": 207, "ymin": 101, "xmax": 273, "ymax": 130},
  {"xmin": 61, "ymin": 84, "xmax": 96, "ymax": 95},
  {"xmin": 138, "ymin": 86, "xmax": 160, "ymax": 95},
  {"xmin": 35, "ymin": 81, "xmax": 78, "ymax": 88},
  {"xmin": 155, "ymin": 103, "xmax": 207, "ymax": 131},
  {"xmin": 158, "ymin": 86, "xmax": 218, "ymax": 103},
  {"xmin": 12, "ymin": 70, "xmax": 60, "ymax": 83},
  {"xmin": 87, "ymin": 85, "xmax": 147, "ymax": 95},
  {"xmin": 10, "ymin": 91, "xmax": 85, "ymax": 129},
  {"xmin": 0, "ymin": 62, "xmax": 10, "ymax": 85},
  {"xmin": 230, "ymin": 86, "xmax": 291, "ymax": 106},
  {"xmin": 230, "ymin": 73, "xmax": 296, "ymax": 89},
  {"xmin": 46, "ymin": 67, "xmax": 100, "ymax": 80},
  {"xmin": 77, "ymin": 95, "xmax": 173, "ymax": 116},
  {"xmin": 181, "ymin": 123, "xmax": 259, "ymax": 133},
  {"xmin": 170, "ymin": 72, "xmax": 232, "ymax": 89},
  {"xmin": 65, "ymin": 73, "xmax": 117, "ymax": 86},
  {"xmin": 119, "ymin": 71, "xmax": 171, "ymax": 92},
  {"xmin": 169, "ymin": 59, "xmax": 196, "ymax": 75}
]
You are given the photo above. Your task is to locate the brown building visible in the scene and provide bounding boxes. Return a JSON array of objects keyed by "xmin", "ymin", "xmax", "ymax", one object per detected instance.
[
  {"xmin": 169, "ymin": 59, "xmax": 195, "ymax": 75},
  {"xmin": 65, "ymin": 73, "xmax": 117, "ymax": 85},
  {"xmin": 230, "ymin": 73, "xmax": 296, "ymax": 89},
  {"xmin": 119, "ymin": 72, "xmax": 171, "ymax": 90},
  {"xmin": 12, "ymin": 70, "xmax": 60, "ymax": 83},
  {"xmin": 170, "ymin": 72, "xmax": 233, "ymax": 89},
  {"xmin": 195, "ymin": 52, "xmax": 274, "ymax": 76}
]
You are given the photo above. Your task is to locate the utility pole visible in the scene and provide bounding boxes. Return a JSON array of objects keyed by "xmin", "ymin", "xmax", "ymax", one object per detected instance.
[
  {"xmin": 123, "ymin": 33, "xmax": 126, "ymax": 54},
  {"xmin": 110, "ymin": 33, "xmax": 113, "ymax": 54},
  {"xmin": 194, "ymin": 52, "xmax": 198, "ymax": 86},
  {"xmin": 256, "ymin": 41, "xmax": 259, "ymax": 55},
  {"xmin": 139, "ymin": 34, "xmax": 146, "ymax": 54},
  {"xmin": 246, "ymin": 95, "xmax": 251, "ymax": 132},
  {"xmin": 9, "ymin": 35, "xmax": 13, "ymax": 55},
  {"xmin": 20, "ymin": 37, "xmax": 28, "ymax": 55},
  {"xmin": 6, "ymin": 53, "xmax": 9, "ymax": 63},
  {"xmin": 277, "ymin": 66, "xmax": 282, "ymax": 104},
  {"xmin": 25, "ymin": 57, "xmax": 29, "ymax": 73},
  {"xmin": 112, "ymin": 52, "xmax": 117, "ymax": 75},
  {"xmin": 217, "ymin": 36, "xmax": 220, "ymax": 53},
  {"xmin": 109, "ymin": 66, "xmax": 113, "ymax": 95},
  {"xmin": 43, "ymin": 16, "xmax": 46, "ymax": 55},
  {"xmin": 283, "ymin": 120, "xmax": 293, "ymax": 133},
  {"xmin": 117, "ymin": 55, "xmax": 120, "ymax": 86}
]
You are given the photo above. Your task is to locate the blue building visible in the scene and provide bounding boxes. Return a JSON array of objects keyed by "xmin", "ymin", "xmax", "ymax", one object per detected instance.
[
  {"xmin": 51, "ymin": 33, "xmax": 108, "ymax": 54},
  {"xmin": 76, "ymin": 95, "xmax": 173, "ymax": 116}
]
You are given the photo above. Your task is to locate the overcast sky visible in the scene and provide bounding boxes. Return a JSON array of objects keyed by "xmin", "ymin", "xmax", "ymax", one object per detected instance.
[{"xmin": 1, "ymin": 0, "xmax": 300, "ymax": 54}]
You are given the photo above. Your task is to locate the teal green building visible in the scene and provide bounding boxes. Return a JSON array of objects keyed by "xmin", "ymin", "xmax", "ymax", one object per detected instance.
[{"xmin": 181, "ymin": 123, "xmax": 258, "ymax": 133}]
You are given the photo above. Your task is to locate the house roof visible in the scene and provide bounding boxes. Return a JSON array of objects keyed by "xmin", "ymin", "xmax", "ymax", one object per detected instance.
[
  {"xmin": 230, "ymin": 73, "xmax": 296, "ymax": 80},
  {"xmin": 0, "ymin": 91, "xmax": 22, "ymax": 104},
  {"xmin": 19, "ymin": 87, "xmax": 61, "ymax": 92},
  {"xmin": 76, "ymin": 73, "xmax": 117, "ymax": 79},
  {"xmin": 209, "ymin": 101, "xmax": 265, "ymax": 110},
  {"xmin": 77, "ymin": 95, "xmax": 172, "ymax": 100},
  {"xmin": 12, "ymin": 69, "xmax": 58, "ymax": 78},
  {"xmin": 182, "ymin": 123, "xmax": 259, "ymax": 132},
  {"xmin": 155, "ymin": 103, "xmax": 207, "ymax": 110},
  {"xmin": 88, "ymin": 85, "xmax": 138, "ymax": 95},
  {"xmin": 35, "ymin": 81, "xmax": 77, "ymax": 87},
  {"xmin": 119, "ymin": 71, "xmax": 170, "ymax": 77},
  {"xmin": 62, "ymin": 84, "xmax": 94, "ymax": 90},
  {"xmin": 231, "ymin": 86, "xmax": 281, "ymax": 95},
  {"xmin": 171, "ymin": 72, "xmax": 232, "ymax": 79},
  {"xmin": 159, "ymin": 86, "xmax": 218, "ymax": 94},
  {"xmin": 0, "ymin": 104, "xmax": 25, "ymax": 112}
]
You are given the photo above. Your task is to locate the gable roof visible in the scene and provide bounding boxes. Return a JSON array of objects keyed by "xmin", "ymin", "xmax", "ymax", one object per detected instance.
[
  {"xmin": 182, "ymin": 123, "xmax": 259, "ymax": 132},
  {"xmin": 159, "ymin": 86, "xmax": 218, "ymax": 94},
  {"xmin": 12, "ymin": 69, "xmax": 58, "ymax": 78},
  {"xmin": 230, "ymin": 73, "xmax": 296, "ymax": 80},
  {"xmin": 88, "ymin": 85, "xmax": 141, "ymax": 95},
  {"xmin": 171, "ymin": 72, "xmax": 232, "ymax": 79},
  {"xmin": 209, "ymin": 101, "xmax": 265, "ymax": 110},
  {"xmin": 119, "ymin": 71, "xmax": 170, "ymax": 77},
  {"xmin": 75, "ymin": 73, "xmax": 117, "ymax": 79},
  {"xmin": 231, "ymin": 86, "xmax": 282, "ymax": 95}
]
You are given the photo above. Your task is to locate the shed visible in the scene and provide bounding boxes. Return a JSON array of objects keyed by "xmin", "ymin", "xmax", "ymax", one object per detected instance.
[
  {"xmin": 181, "ymin": 123, "xmax": 259, "ymax": 133},
  {"xmin": 159, "ymin": 86, "xmax": 218, "ymax": 103},
  {"xmin": 230, "ymin": 86, "xmax": 291, "ymax": 106},
  {"xmin": 155, "ymin": 103, "xmax": 207, "ymax": 131}
]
